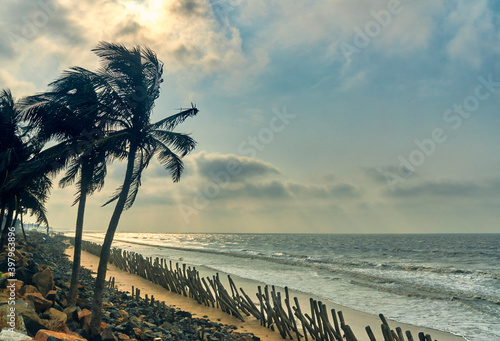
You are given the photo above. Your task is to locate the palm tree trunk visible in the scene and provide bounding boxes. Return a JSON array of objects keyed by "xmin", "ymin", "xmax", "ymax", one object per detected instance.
[
  {"xmin": 0, "ymin": 206, "xmax": 5, "ymax": 232},
  {"xmin": 20, "ymin": 205, "xmax": 27, "ymax": 242},
  {"xmin": 68, "ymin": 163, "xmax": 92, "ymax": 306},
  {"xmin": 12, "ymin": 208, "xmax": 19, "ymax": 235},
  {"xmin": 0, "ymin": 201, "xmax": 15, "ymax": 250},
  {"xmin": 89, "ymin": 143, "xmax": 137, "ymax": 336}
]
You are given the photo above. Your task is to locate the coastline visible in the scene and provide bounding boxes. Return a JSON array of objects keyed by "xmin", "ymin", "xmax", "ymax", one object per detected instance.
[
  {"xmin": 68, "ymin": 245, "xmax": 466, "ymax": 341},
  {"xmin": 65, "ymin": 246, "xmax": 284, "ymax": 341}
]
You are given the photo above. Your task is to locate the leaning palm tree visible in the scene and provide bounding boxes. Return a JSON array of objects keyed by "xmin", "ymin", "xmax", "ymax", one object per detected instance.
[
  {"xmin": 88, "ymin": 42, "xmax": 199, "ymax": 335},
  {"xmin": 22, "ymin": 69, "xmax": 112, "ymax": 305},
  {"xmin": 0, "ymin": 89, "xmax": 51, "ymax": 249}
]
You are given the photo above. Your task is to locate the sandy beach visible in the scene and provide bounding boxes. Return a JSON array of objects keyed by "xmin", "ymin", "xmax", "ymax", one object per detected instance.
[{"xmin": 67, "ymin": 246, "xmax": 466, "ymax": 341}]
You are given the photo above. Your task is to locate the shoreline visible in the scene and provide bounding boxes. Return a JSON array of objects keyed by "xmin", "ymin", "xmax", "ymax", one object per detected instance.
[
  {"xmin": 68, "ymin": 244, "xmax": 466, "ymax": 341},
  {"xmin": 65, "ymin": 246, "xmax": 284, "ymax": 341}
]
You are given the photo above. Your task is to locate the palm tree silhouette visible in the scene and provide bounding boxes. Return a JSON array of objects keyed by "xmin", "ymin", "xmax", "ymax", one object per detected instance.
[
  {"xmin": 22, "ymin": 67, "xmax": 114, "ymax": 305},
  {"xmin": 0, "ymin": 89, "xmax": 50, "ymax": 249},
  {"xmin": 87, "ymin": 42, "xmax": 199, "ymax": 334}
]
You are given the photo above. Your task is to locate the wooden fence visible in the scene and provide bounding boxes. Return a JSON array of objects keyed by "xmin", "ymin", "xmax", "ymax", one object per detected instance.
[{"xmin": 74, "ymin": 239, "xmax": 439, "ymax": 341}]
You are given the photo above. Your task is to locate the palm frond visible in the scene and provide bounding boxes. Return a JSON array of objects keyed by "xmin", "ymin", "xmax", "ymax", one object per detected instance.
[
  {"xmin": 150, "ymin": 130, "xmax": 197, "ymax": 157},
  {"xmin": 21, "ymin": 193, "xmax": 49, "ymax": 226},
  {"xmin": 59, "ymin": 159, "xmax": 81, "ymax": 189},
  {"xmin": 151, "ymin": 105, "xmax": 199, "ymax": 131},
  {"xmin": 154, "ymin": 140, "xmax": 185, "ymax": 182}
]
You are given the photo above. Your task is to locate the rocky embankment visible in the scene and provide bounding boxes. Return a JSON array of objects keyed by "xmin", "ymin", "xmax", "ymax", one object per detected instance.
[{"xmin": 0, "ymin": 233, "xmax": 260, "ymax": 341}]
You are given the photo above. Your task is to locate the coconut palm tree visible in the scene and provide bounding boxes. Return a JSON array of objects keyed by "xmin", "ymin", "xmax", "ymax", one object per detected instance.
[
  {"xmin": 0, "ymin": 89, "xmax": 50, "ymax": 250},
  {"xmin": 88, "ymin": 42, "xmax": 199, "ymax": 335},
  {"xmin": 22, "ymin": 68, "xmax": 114, "ymax": 305}
]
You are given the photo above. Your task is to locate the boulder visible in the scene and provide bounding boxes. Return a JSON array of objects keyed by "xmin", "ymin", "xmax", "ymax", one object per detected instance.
[
  {"xmin": 77, "ymin": 309, "xmax": 92, "ymax": 330},
  {"xmin": 63, "ymin": 306, "xmax": 79, "ymax": 321},
  {"xmin": 24, "ymin": 293, "xmax": 52, "ymax": 312},
  {"xmin": 12, "ymin": 300, "xmax": 45, "ymax": 337},
  {"xmin": 20, "ymin": 315, "xmax": 46, "ymax": 337},
  {"xmin": 16, "ymin": 305, "xmax": 45, "ymax": 336},
  {"xmin": 32, "ymin": 269, "xmax": 54, "ymax": 297},
  {"xmin": 0, "ymin": 329, "xmax": 32, "ymax": 341},
  {"xmin": 45, "ymin": 290, "xmax": 57, "ymax": 301},
  {"xmin": 15, "ymin": 280, "xmax": 25, "ymax": 292},
  {"xmin": 102, "ymin": 301, "xmax": 114, "ymax": 309},
  {"xmin": 41, "ymin": 318, "xmax": 66, "ymax": 333},
  {"xmin": 128, "ymin": 316, "xmax": 141, "ymax": 329},
  {"xmin": 36, "ymin": 307, "xmax": 67, "ymax": 333},
  {"xmin": 117, "ymin": 310, "xmax": 129, "ymax": 319},
  {"xmin": 0, "ymin": 304, "xmax": 27, "ymax": 332},
  {"xmin": 132, "ymin": 328, "xmax": 144, "ymax": 340},
  {"xmin": 100, "ymin": 327, "xmax": 117, "ymax": 341},
  {"xmin": 34, "ymin": 329, "xmax": 87, "ymax": 341},
  {"xmin": 47, "ymin": 307, "xmax": 68, "ymax": 326},
  {"xmin": 15, "ymin": 267, "xmax": 36, "ymax": 285},
  {"xmin": 20, "ymin": 285, "xmax": 40, "ymax": 295}
]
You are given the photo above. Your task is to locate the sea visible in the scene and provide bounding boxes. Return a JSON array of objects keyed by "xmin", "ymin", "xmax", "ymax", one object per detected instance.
[{"xmin": 76, "ymin": 233, "xmax": 500, "ymax": 341}]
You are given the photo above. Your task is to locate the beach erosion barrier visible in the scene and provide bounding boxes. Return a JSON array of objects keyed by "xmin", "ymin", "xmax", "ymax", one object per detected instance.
[{"xmin": 73, "ymin": 238, "xmax": 439, "ymax": 341}]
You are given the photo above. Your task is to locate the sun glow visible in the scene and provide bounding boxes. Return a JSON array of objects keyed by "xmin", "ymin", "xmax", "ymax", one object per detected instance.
[{"xmin": 123, "ymin": 0, "xmax": 163, "ymax": 23}]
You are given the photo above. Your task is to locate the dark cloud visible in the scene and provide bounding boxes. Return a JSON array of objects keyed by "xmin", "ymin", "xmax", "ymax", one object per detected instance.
[
  {"xmin": 364, "ymin": 166, "xmax": 417, "ymax": 185},
  {"xmin": 0, "ymin": 0, "xmax": 87, "ymax": 56},
  {"xmin": 116, "ymin": 21, "xmax": 143, "ymax": 39},
  {"xmin": 242, "ymin": 181, "xmax": 290, "ymax": 199},
  {"xmin": 173, "ymin": 44, "xmax": 203, "ymax": 63},
  {"xmin": 329, "ymin": 183, "xmax": 359, "ymax": 197},
  {"xmin": 386, "ymin": 179, "xmax": 500, "ymax": 198},
  {"xmin": 170, "ymin": 0, "xmax": 210, "ymax": 18},
  {"xmin": 194, "ymin": 152, "xmax": 280, "ymax": 182},
  {"xmin": 288, "ymin": 182, "xmax": 359, "ymax": 199}
]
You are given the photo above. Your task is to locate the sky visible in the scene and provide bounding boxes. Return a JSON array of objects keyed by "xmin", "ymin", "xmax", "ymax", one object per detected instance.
[{"xmin": 1, "ymin": 0, "xmax": 500, "ymax": 234}]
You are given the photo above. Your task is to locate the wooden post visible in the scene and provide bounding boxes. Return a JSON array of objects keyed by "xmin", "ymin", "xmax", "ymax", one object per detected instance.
[
  {"xmin": 342, "ymin": 325, "xmax": 358, "ymax": 341},
  {"xmin": 293, "ymin": 297, "xmax": 309, "ymax": 341},
  {"xmin": 381, "ymin": 324, "xmax": 393, "ymax": 341},
  {"xmin": 396, "ymin": 327, "xmax": 405, "ymax": 341},
  {"xmin": 331, "ymin": 309, "xmax": 341, "ymax": 340},
  {"xmin": 257, "ymin": 286, "xmax": 265, "ymax": 327},
  {"xmin": 365, "ymin": 326, "xmax": 377, "ymax": 341},
  {"xmin": 338, "ymin": 310, "xmax": 345, "ymax": 327},
  {"xmin": 379, "ymin": 314, "xmax": 390, "ymax": 327}
]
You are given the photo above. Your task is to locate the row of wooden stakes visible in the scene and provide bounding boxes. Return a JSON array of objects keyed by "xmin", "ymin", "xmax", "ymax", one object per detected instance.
[{"xmin": 76, "ymin": 239, "xmax": 439, "ymax": 341}]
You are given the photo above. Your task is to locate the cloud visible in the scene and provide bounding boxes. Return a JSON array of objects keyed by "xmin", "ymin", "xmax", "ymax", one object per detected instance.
[
  {"xmin": 444, "ymin": 1, "xmax": 500, "ymax": 68},
  {"xmin": 386, "ymin": 179, "xmax": 500, "ymax": 198},
  {"xmin": 191, "ymin": 151, "xmax": 280, "ymax": 182},
  {"xmin": 215, "ymin": 180, "xmax": 291, "ymax": 201},
  {"xmin": 389, "ymin": 181, "xmax": 479, "ymax": 198},
  {"xmin": 0, "ymin": 0, "xmax": 265, "ymax": 96},
  {"xmin": 288, "ymin": 182, "xmax": 359, "ymax": 199},
  {"xmin": 364, "ymin": 166, "xmax": 418, "ymax": 186},
  {"xmin": 0, "ymin": 69, "xmax": 37, "ymax": 98},
  {"xmin": 240, "ymin": 0, "xmax": 444, "ymax": 62},
  {"xmin": 170, "ymin": 0, "xmax": 210, "ymax": 18}
]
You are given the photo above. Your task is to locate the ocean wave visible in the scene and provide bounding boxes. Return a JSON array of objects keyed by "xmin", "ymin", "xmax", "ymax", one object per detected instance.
[
  {"xmin": 106, "ymin": 235, "xmax": 500, "ymax": 286},
  {"xmin": 106, "ymin": 236, "xmax": 500, "ymax": 307}
]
